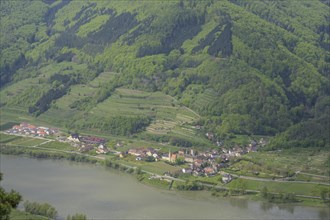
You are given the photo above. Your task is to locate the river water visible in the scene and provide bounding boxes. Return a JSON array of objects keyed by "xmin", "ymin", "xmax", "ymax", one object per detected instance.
[{"xmin": 1, "ymin": 154, "xmax": 329, "ymax": 220}]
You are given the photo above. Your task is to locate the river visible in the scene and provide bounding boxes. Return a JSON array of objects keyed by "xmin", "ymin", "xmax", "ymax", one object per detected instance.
[{"xmin": 1, "ymin": 154, "xmax": 329, "ymax": 220}]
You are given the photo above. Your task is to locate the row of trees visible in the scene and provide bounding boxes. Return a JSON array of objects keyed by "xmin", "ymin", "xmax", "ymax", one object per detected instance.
[
  {"xmin": 176, "ymin": 181, "xmax": 205, "ymax": 191},
  {"xmin": 104, "ymin": 159, "xmax": 142, "ymax": 175},
  {"xmin": 260, "ymin": 186, "xmax": 297, "ymax": 203}
]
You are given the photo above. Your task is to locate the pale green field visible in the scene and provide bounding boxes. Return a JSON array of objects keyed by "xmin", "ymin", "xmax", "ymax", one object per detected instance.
[
  {"xmin": 40, "ymin": 141, "xmax": 73, "ymax": 151},
  {"xmin": 8, "ymin": 138, "xmax": 47, "ymax": 147}
]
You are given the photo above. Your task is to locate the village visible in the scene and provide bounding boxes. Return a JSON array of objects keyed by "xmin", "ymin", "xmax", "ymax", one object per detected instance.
[
  {"xmin": 6, "ymin": 122, "xmax": 59, "ymax": 137},
  {"xmin": 6, "ymin": 122, "xmax": 267, "ymax": 184},
  {"xmin": 64, "ymin": 132, "xmax": 266, "ymax": 184},
  {"xmin": 124, "ymin": 140, "xmax": 263, "ymax": 183},
  {"xmin": 65, "ymin": 133, "xmax": 108, "ymax": 154}
]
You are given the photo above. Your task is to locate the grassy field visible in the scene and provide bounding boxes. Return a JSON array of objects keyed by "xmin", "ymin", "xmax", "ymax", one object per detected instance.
[
  {"xmin": 139, "ymin": 173, "xmax": 172, "ymax": 190},
  {"xmin": 295, "ymin": 173, "xmax": 330, "ymax": 183},
  {"xmin": 227, "ymin": 178, "xmax": 329, "ymax": 197},
  {"xmin": 7, "ymin": 138, "xmax": 47, "ymax": 147},
  {"xmin": 9, "ymin": 209, "xmax": 49, "ymax": 220},
  {"xmin": 0, "ymin": 133, "xmax": 72, "ymax": 151},
  {"xmin": 240, "ymin": 149, "xmax": 330, "ymax": 176},
  {"xmin": 0, "ymin": 133, "xmax": 22, "ymax": 143},
  {"xmin": 0, "ymin": 134, "xmax": 47, "ymax": 147},
  {"xmin": 38, "ymin": 141, "xmax": 73, "ymax": 151}
]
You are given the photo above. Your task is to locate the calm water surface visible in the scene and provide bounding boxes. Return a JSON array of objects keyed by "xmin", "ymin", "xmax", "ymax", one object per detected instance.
[{"xmin": 1, "ymin": 154, "xmax": 329, "ymax": 220}]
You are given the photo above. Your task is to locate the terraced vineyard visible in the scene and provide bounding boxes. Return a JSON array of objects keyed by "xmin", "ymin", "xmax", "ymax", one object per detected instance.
[
  {"xmin": 1, "ymin": 68, "xmax": 206, "ymax": 144},
  {"xmin": 191, "ymin": 88, "xmax": 218, "ymax": 112}
]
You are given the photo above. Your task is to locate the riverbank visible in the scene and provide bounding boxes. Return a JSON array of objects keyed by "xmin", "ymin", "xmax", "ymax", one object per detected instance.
[
  {"xmin": 1, "ymin": 144, "xmax": 329, "ymax": 208},
  {"xmin": 4, "ymin": 154, "xmax": 328, "ymax": 220},
  {"xmin": 9, "ymin": 209, "xmax": 49, "ymax": 220}
]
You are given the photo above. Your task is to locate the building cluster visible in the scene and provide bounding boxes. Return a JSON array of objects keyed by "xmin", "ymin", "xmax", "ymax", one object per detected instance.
[
  {"xmin": 127, "ymin": 147, "xmax": 160, "ymax": 161},
  {"xmin": 6, "ymin": 122, "xmax": 59, "ymax": 137},
  {"xmin": 125, "ymin": 140, "xmax": 261, "ymax": 182},
  {"xmin": 67, "ymin": 133, "xmax": 108, "ymax": 154}
]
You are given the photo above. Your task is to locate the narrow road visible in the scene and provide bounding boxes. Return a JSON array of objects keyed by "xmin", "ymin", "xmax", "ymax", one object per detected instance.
[
  {"xmin": 224, "ymin": 172, "xmax": 330, "ymax": 186},
  {"xmin": 32, "ymin": 139, "xmax": 53, "ymax": 147},
  {"xmin": 298, "ymin": 171, "xmax": 330, "ymax": 179}
]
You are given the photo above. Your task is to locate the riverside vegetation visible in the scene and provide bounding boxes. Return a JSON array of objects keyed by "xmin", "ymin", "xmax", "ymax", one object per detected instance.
[{"xmin": 0, "ymin": 0, "xmax": 329, "ymax": 209}]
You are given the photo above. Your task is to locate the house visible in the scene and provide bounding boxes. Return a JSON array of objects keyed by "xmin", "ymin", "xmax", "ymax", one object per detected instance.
[
  {"xmin": 162, "ymin": 150, "xmax": 177, "ymax": 163},
  {"xmin": 128, "ymin": 149, "xmax": 142, "ymax": 157},
  {"xmin": 182, "ymin": 168, "xmax": 192, "ymax": 174},
  {"xmin": 80, "ymin": 136, "xmax": 106, "ymax": 144},
  {"xmin": 79, "ymin": 145, "xmax": 94, "ymax": 153},
  {"xmin": 178, "ymin": 150, "xmax": 185, "ymax": 156},
  {"xmin": 96, "ymin": 144, "xmax": 108, "ymax": 154},
  {"xmin": 38, "ymin": 131, "xmax": 46, "ymax": 137},
  {"xmin": 222, "ymin": 174, "xmax": 233, "ymax": 184},
  {"xmin": 68, "ymin": 134, "xmax": 80, "ymax": 142},
  {"xmin": 27, "ymin": 124, "xmax": 37, "ymax": 129},
  {"xmin": 170, "ymin": 153, "xmax": 177, "ymax": 162},
  {"xmin": 20, "ymin": 122, "xmax": 29, "ymax": 127},
  {"xmin": 116, "ymin": 142, "xmax": 123, "ymax": 148},
  {"xmin": 162, "ymin": 153, "xmax": 171, "ymax": 161},
  {"xmin": 190, "ymin": 149, "xmax": 195, "ymax": 156},
  {"xmin": 204, "ymin": 167, "xmax": 216, "ymax": 176},
  {"xmin": 184, "ymin": 155, "xmax": 194, "ymax": 163},
  {"xmin": 218, "ymin": 162, "xmax": 228, "ymax": 169},
  {"xmin": 12, "ymin": 125, "xmax": 21, "ymax": 130}
]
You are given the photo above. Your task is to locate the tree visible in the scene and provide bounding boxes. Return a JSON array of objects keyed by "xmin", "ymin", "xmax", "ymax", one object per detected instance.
[
  {"xmin": 135, "ymin": 167, "xmax": 142, "ymax": 175},
  {"xmin": 23, "ymin": 200, "xmax": 57, "ymax": 219},
  {"xmin": 145, "ymin": 156, "xmax": 155, "ymax": 162},
  {"xmin": 320, "ymin": 189, "xmax": 328, "ymax": 201},
  {"xmin": 175, "ymin": 157, "xmax": 185, "ymax": 165},
  {"xmin": 67, "ymin": 213, "xmax": 87, "ymax": 220},
  {"xmin": 261, "ymin": 186, "xmax": 268, "ymax": 198},
  {"xmin": 0, "ymin": 173, "xmax": 22, "ymax": 220}
]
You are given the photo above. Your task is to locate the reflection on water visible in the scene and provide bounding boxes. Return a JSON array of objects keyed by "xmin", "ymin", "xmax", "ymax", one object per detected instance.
[
  {"xmin": 260, "ymin": 201, "xmax": 274, "ymax": 212},
  {"xmin": 229, "ymin": 198, "xmax": 248, "ymax": 209},
  {"xmin": 278, "ymin": 204, "xmax": 295, "ymax": 214},
  {"xmin": 319, "ymin": 208, "xmax": 330, "ymax": 220}
]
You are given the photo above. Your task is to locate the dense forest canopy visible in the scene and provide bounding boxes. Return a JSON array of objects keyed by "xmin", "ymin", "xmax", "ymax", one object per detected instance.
[{"xmin": 0, "ymin": 0, "xmax": 329, "ymax": 148}]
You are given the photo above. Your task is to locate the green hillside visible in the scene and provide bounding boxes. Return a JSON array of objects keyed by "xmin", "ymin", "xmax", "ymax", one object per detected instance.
[{"xmin": 0, "ymin": 0, "xmax": 329, "ymax": 148}]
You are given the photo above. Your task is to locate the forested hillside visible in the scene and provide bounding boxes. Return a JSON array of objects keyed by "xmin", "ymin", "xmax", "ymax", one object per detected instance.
[{"xmin": 0, "ymin": 0, "xmax": 329, "ymax": 149}]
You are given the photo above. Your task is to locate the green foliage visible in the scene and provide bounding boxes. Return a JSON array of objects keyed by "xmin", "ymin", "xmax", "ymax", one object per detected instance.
[
  {"xmin": 1, "ymin": 0, "xmax": 329, "ymax": 148},
  {"xmin": 75, "ymin": 116, "xmax": 151, "ymax": 136},
  {"xmin": 176, "ymin": 181, "xmax": 204, "ymax": 191},
  {"xmin": 229, "ymin": 178, "xmax": 247, "ymax": 195},
  {"xmin": 23, "ymin": 200, "xmax": 57, "ymax": 219},
  {"xmin": 67, "ymin": 213, "xmax": 87, "ymax": 220},
  {"xmin": 0, "ymin": 173, "xmax": 22, "ymax": 220},
  {"xmin": 170, "ymin": 137, "xmax": 192, "ymax": 148},
  {"xmin": 260, "ymin": 186, "xmax": 298, "ymax": 203}
]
